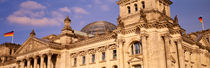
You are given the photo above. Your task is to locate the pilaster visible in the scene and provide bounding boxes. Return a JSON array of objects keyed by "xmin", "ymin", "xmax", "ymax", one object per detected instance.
[{"xmin": 141, "ymin": 33, "xmax": 148, "ymax": 68}]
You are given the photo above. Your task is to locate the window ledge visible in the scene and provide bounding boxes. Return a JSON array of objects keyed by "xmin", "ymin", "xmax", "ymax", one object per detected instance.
[
  {"xmin": 99, "ymin": 60, "xmax": 106, "ymax": 63},
  {"xmin": 129, "ymin": 54, "xmax": 143, "ymax": 57},
  {"xmin": 80, "ymin": 64, "xmax": 86, "ymax": 66},
  {"xmin": 72, "ymin": 65, "xmax": 77, "ymax": 67},
  {"xmin": 90, "ymin": 62, "xmax": 96, "ymax": 64},
  {"xmin": 110, "ymin": 58, "xmax": 117, "ymax": 61}
]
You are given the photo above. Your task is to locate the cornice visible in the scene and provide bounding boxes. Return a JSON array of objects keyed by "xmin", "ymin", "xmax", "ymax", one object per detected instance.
[
  {"xmin": 116, "ymin": 0, "xmax": 138, "ymax": 6},
  {"xmin": 66, "ymin": 33, "xmax": 116, "ymax": 49}
]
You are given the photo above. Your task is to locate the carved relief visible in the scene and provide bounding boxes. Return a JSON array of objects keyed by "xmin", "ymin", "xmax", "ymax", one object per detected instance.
[
  {"xmin": 108, "ymin": 44, "xmax": 118, "ymax": 50},
  {"xmin": 18, "ymin": 40, "xmax": 46, "ymax": 55},
  {"xmin": 88, "ymin": 49, "xmax": 96, "ymax": 54},
  {"xmin": 71, "ymin": 53, "xmax": 78, "ymax": 58},
  {"xmin": 98, "ymin": 46, "xmax": 107, "ymax": 52},
  {"xmin": 78, "ymin": 51, "xmax": 87, "ymax": 56}
]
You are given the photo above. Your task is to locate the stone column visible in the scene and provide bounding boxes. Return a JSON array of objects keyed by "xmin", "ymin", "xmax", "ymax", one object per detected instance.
[
  {"xmin": 20, "ymin": 60, "xmax": 25, "ymax": 68},
  {"xmin": 141, "ymin": 34, "xmax": 148, "ymax": 68},
  {"xmin": 164, "ymin": 36, "xmax": 171, "ymax": 68},
  {"xmin": 177, "ymin": 39, "xmax": 185, "ymax": 68},
  {"xmin": 27, "ymin": 58, "xmax": 31, "ymax": 68},
  {"xmin": 47, "ymin": 53, "xmax": 52, "ymax": 68},
  {"xmin": 118, "ymin": 39, "xmax": 125, "ymax": 68},
  {"xmin": 56, "ymin": 54, "xmax": 61, "ymax": 68},
  {"xmin": 40, "ymin": 55, "xmax": 45, "ymax": 68},
  {"xmin": 33, "ymin": 57, "xmax": 38, "ymax": 68}
]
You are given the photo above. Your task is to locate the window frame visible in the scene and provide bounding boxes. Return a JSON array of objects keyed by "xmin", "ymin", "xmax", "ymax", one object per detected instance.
[
  {"xmin": 102, "ymin": 52, "xmax": 106, "ymax": 61},
  {"xmin": 113, "ymin": 50, "xmax": 117, "ymax": 59},
  {"xmin": 82, "ymin": 56, "xmax": 86, "ymax": 64},
  {"xmin": 141, "ymin": 1, "xmax": 145, "ymax": 9},
  {"xmin": 134, "ymin": 4, "xmax": 138, "ymax": 11},
  {"xmin": 131, "ymin": 42, "xmax": 142, "ymax": 55},
  {"xmin": 127, "ymin": 6, "xmax": 131, "ymax": 14},
  {"xmin": 92, "ymin": 54, "xmax": 95, "ymax": 63},
  {"xmin": 73, "ymin": 58, "xmax": 77, "ymax": 66}
]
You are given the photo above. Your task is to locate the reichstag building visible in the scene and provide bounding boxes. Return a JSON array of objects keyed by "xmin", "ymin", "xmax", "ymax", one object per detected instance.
[{"xmin": 0, "ymin": 0, "xmax": 210, "ymax": 68}]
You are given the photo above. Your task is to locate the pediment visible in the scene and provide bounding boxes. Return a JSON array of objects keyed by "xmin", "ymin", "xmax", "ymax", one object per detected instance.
[
  {"xmin": 15, "ymin": 37, "xmax": 49, "ymax": 55},
  {"xmin": 128, "ymin": 56, "xmax": 143, "ymax": 63}
]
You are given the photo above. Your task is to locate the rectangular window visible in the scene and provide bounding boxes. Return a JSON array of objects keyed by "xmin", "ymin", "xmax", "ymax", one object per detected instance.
[
  {"xmin": 113, "ymin": 50, "xmax": 117, "ymax": 59},
  {"xmin": 102, "ymin": 52, "xmax": 105, "ymax": 61},
  {"xmin": 133, "ymin": 65, "xmax": 141, "ymax": 68},
  {"xmin": 92, "ymin": 54, "xmax": 95, "ymax": 63},
  {"xmin": 74, "ymin": 58, "xmax": 77, "ymax": 66},
  {"xmin": 82, "ymin": 56, "xmax": 85, "ymax": 64},
  {"xmin": 134, "ymin": 43, "xmax": 140, "ymax": 54}
]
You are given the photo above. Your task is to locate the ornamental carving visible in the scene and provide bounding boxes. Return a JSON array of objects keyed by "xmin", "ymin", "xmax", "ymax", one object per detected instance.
[
  {"xmin": 71, "ymin": 53, "xmax": 78, "ymax": 58},
  {"xmin": 88, "ymin": 49, "xmax": 96, "ymax": 54},
  {"xmin": 98, "ymin": 46, "xmax": 107, "ymax": 52},
  {"xmin": 18, "ymin": 40, "xmax": 46, "ymax": 55},
  {"xmin": 108, "ymin": 44, "xmax": 118, "ymax": 50},
  {"xmin": 79, "ymin": 51, "xmax": 87, "ymax": 56}
]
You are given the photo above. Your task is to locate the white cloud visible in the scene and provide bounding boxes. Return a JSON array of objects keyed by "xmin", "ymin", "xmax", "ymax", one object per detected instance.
[
  {"xmin": 7, "ymin": 1, "xmax": 64, "ymax": 26},
  {"xmin": 108, "ymin": 0, "xmax": 115, "ymax": 3},
  {"xmin": 20, "ymin": 1, "xmax": 46, "ymax": 10},
  {"xmin": 101, "ymin": 5, "xmax": 110, "ymax": 11},
  {"xmin": 72, "ymin": 7, "xmax": 88, "ymax": 14},
  {"xmin": 87, "ymin": 4, "xmax": 92, "ymax": 8},
  {"xmin": 94, "ymin": 0, "xmax": 102, "ymax": 4},
  {"xmin": 59, "ymin": 6, "xmax": 71, "ymax": 13}
]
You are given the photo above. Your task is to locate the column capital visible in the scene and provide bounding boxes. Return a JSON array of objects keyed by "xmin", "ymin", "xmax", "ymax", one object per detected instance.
[
  {"xmin": 39, "ymin": 54, "xmax": 46, "ymax": 58},
  {"xmin": 47, "ymin": 53, "xmax": 53, "ymax": 56},
  {"xmin": 33, "ymin": 56, "xmax": 38, "ymax": 59},
  {"xmin": 26, "ymin": 58, "xmax": 32, "ymax": 61}
]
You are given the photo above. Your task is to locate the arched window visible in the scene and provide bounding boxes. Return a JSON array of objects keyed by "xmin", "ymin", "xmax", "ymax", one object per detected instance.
[
  {"xmin": 113, "ymin": 65, "xmax": 118, "ymax": 68},
  {"xmin": 141, "ymin": 1, "xmax": 145, "ymax": 9},
  {"xmin": 127, "ymin": 6, "xmax": 131, "ymax": 14},
  {"xmin": 131, "ymin": 42, "xmax": 142, "ymax": 55},
  {"xmin": 134, "ymin": 4, "xmax": 138, "ymax": 11}
]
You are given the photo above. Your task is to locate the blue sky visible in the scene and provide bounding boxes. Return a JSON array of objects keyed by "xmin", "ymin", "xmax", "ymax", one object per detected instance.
[{"xmin": 0, "ymin": 0, "xmax": 210, "ymax": 44}]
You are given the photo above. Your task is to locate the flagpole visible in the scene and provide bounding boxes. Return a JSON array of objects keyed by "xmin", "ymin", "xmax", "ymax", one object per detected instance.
[
  {"xmin": 202, "ymin": 23, "xmax": 204, "ymax": 30},
  {"xmin": 12, "ymin": 36, "xmax": 14, "ymax": 43}
]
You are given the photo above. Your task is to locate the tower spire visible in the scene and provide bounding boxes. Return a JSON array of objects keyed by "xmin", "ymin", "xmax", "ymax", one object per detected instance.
[
  {"xmin": 62, "ymin": 16, "xmax": 72, "ymax": 31},
  {"xmin": 61, "ymin": 16, "xmax": 74, "ymax": 35},
  {"xmin": 30, "ymin": 29, "xmax": 36, "ymax": 37}
]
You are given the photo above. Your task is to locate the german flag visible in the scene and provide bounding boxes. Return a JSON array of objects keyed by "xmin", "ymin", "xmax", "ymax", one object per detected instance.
[
  {"xmin": 198, "ymin": 17, "xmax": 203, "ymax": 23},
  {"xmin": 4, "ymin": 31, "xmax": 14, "ymax": 37}
]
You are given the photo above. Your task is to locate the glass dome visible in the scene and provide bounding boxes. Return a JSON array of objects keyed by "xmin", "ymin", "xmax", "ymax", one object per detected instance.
[{"xmin": 81, "ymin": 21, "xmax": 116, "ymax": 35}]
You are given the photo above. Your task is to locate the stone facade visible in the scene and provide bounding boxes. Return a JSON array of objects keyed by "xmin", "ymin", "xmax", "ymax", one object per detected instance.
[{"xmin": 0, "ymin": 0, "xmax": 210, "ymax": 68}]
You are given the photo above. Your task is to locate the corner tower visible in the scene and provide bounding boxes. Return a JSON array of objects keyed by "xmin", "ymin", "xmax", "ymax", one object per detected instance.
[{"xmin": 117, "ymin": 0, "xmax": 172, "ymax": 26}]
